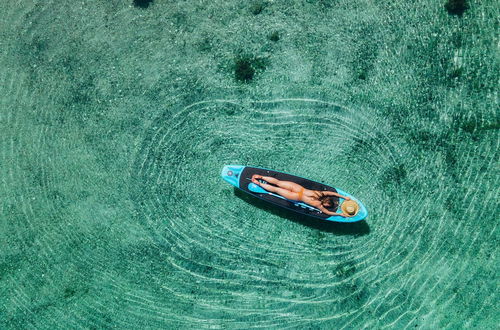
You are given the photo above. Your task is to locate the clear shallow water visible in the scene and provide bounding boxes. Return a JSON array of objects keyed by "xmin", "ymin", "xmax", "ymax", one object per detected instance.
[{"xmin": 1, "ymin": 0, "xmax": 498, "ymax": 329}]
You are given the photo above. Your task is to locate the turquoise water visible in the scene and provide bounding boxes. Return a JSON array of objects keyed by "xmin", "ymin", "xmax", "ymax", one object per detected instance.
[{"xmin": 1, "ymin": 0, "xmax": 498, "ymax": 328}]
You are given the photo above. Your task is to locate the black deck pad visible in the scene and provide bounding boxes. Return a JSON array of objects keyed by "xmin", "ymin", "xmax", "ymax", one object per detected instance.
[{"xmin": 239, "ymin": 167, "xmax": 339, "ymax": 219}]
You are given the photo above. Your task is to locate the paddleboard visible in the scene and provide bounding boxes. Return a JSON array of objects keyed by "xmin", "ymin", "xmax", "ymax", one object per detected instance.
[{"xmin": 221, "ymin": 165, "xmax": 368, "ymax": 223}]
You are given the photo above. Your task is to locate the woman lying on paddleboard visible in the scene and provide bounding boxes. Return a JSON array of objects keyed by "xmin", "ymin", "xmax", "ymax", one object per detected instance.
[{"xmin": 251, "ymin": 174, "xmax": 357, "ymax": 217}]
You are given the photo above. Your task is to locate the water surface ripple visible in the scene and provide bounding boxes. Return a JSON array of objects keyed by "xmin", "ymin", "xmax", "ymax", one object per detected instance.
[
  {"xmin": 126, "ymin": 99, "xmax": 498, "ymax": 328},
  {"xmin": 1, "ymin": 0, "xmax": 498, "ymax": 328}
]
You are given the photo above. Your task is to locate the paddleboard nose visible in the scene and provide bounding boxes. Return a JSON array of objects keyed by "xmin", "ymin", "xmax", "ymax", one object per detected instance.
[
  {"xmin": 221, "ymin": 165, "xmax": 230, "ymax": 177},
  {"xmin": 220, "ymin": 165, "xmax": 244, "ymax": 187}
]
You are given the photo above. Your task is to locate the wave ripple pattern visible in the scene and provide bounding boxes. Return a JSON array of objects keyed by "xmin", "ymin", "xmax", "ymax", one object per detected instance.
[
  {"xmin": 0, "ymin": 0, "xmax": 498, "ymax": 328},
  {"xmin": 128, "ymin": 99, "xmax": 498, "ymax": 328}
]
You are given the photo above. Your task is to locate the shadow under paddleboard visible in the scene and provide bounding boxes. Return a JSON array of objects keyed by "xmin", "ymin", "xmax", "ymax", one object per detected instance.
[{"xmin": 234, "ymin": 188, "xmax": 370, "ymax": 236}]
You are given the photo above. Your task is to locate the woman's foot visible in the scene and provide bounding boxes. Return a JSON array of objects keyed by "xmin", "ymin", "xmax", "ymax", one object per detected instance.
[{"xmin": 251, "ymin": 174, "xmax": 263, "ymax": 184}]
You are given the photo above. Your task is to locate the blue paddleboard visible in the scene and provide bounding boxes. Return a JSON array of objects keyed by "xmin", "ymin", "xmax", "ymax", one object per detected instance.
[{"xmin": 221, "ymin": 165, "xmax": 368, "ymax": 223}]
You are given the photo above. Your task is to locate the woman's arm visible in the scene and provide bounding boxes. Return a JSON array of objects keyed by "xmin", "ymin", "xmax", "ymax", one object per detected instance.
[{"xmin": 318, "ymin": 205, "xmax": 348, "ymax": 217}]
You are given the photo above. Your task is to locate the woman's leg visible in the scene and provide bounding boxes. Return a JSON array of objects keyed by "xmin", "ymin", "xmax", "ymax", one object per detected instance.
[
  {"xmin": 253, "ymin": 175, "xmax": 280, "ymax": 185},
  {"xmin": 275, "ymin": 180, "xmax": 303, "ymax": 192},
  {"xmin": 257, "ymin": 182, "xmax": 299, "ymax": 200},
  {"xmin": 252, "ymin": 175, "xmax": 303, "ymax": 192}
]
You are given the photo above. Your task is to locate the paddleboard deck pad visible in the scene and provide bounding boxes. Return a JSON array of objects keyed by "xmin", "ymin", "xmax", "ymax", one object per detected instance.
[{"xmin": 221, "ymin": 165, "xmax": 368, "ymax": 223}]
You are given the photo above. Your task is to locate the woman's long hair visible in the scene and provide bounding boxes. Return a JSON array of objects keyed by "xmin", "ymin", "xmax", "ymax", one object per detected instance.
[{"xmin": 319, "ymin": 195, "xmax": 338, "ymax": 211}]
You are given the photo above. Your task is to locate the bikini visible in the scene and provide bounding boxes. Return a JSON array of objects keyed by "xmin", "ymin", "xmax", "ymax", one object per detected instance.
[{"xmin": 297, "ymin": 187, "xmax": 304, "ymax": 200}]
